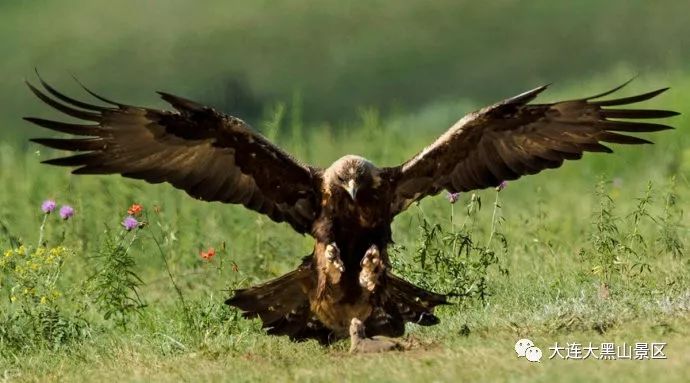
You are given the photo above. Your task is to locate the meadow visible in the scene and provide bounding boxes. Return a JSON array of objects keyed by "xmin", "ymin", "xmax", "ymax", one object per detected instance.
[{"xmin": 0, "ymin": 68, "xmax": 688, "ymax": 382}]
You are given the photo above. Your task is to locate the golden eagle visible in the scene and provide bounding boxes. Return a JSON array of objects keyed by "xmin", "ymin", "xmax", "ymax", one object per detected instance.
[{"xmin": 26, "ymin": 75, "xmax": 677, "ymax": 350}]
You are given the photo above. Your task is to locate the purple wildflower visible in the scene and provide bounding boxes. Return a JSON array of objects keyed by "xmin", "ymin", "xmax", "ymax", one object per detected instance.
[
  {"xmin": 612, "ymin": 177, "xmax": 623, "ymax": 189},
  {"xmin": 122, "ymin": 216, "xmax": 139, "ymax": 231},
  {"xmin": 496, "ymin": 180, "xmax": 508, "ymax": 192},
  {"xmin": 447, "ymin": 192, "xmax": 460, "ymax": 204},
  {"xmin": 59, "ymin": 205, "xmax": 74, "ymax": 220},
  {"xmin": 41, "ymin": 200, "xmax": 57, "ymax": 214}
]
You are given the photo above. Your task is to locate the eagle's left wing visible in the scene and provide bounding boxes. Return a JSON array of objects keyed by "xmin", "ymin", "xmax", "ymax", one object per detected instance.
[
  {"xmin": 385, "ymin": 82, "xmax": 679, "ymax": 215},
  {"xmin": 25, "ymin": 75, "xmax": 321, "ymax": 234}
]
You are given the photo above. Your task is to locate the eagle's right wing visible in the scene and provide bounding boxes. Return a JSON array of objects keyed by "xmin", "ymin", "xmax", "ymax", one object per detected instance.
[{"xmin": 26, "ymin": 75, "xmax": 321, "ymax": 234}]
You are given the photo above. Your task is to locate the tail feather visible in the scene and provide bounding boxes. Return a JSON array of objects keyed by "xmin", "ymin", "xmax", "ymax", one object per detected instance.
[
  {"xmin": 265, "ymin": 306, "xmax": 332, "ymax": 344},
  {"xmin": 365, "ymin": 271, "xmax": 449, "ymax": 337},
  {"xmin": 387, "ymin": 271, "xmax": 448, "ymax": 326},
  {"xmin": 225, "ymin": 260, "xmax": 333, "ymax": 343},
  {"xmin": 225, "ymin": 265, "xmax": 310, "ymax": 316},
  {"xmin": 226, "ymin": 261, "xmax": 449, "ymax": 343},
  {"xmin": 386, "ymin": 272, "xmax": 449, "ymax": 309}
]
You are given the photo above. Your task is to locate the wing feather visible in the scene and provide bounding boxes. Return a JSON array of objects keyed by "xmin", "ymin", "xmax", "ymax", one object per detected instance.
[
  {"xmin": 387, "ymin": 82, "xmax": 678, "ymax": 214},
  {"xmin": 26, "ymin": 76, "xmax": 321, "ymax": 234}
]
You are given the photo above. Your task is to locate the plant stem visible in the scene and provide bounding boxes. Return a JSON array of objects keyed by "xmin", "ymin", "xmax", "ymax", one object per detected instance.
[
  {"xmin": 486, "ymin": 191, "xmax": 500, "ymax": 248},
  {"xmin": 147, "ymin": 218, "xmax": 190, "ymax": 322},
  {"xmin": 36, "ymin": 213, "xmax": 48, "ymax": 249},
  {"xmin": 450, "ymin": 203, "xmax": 454, "ymax": 228}
]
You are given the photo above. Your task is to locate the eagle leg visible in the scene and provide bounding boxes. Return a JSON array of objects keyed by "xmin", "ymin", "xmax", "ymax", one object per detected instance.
[
  {"xmin": 315, "ymin": 242, "xmax": 345, "ymax": 298},
  {"xmin": 325, "ymin": 242, "xmax": 345, "ymax": 273},
  {"xmin": 359, "ymin": 245, "xmax": 385, "ymax": 292}
]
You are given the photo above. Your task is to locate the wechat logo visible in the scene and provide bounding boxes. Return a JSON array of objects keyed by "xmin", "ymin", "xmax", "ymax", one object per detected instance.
[{"xmin": 515, "ymin": 338, "xmax": 542, "ymax": 362}]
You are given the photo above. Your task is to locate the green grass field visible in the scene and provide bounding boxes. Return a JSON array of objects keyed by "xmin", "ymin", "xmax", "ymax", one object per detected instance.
[{"xmin": 1, "ymin": 71, "xmax": 689, "ymax": 382}]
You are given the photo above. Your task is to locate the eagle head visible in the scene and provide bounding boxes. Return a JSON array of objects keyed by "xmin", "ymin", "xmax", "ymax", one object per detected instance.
[{"xmin": 324, "ymin": 155, "xmax": 379, "ymax": 201}]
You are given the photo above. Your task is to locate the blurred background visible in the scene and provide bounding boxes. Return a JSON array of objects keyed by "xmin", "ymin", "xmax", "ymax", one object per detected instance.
[{"xmin": 1, "ymin": 0, "xmax": 689, "ymax": 143}]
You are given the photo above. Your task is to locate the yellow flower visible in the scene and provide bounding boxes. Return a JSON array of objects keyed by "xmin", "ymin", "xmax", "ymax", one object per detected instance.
[
  {"xmin": 40, "ymin": 296, "xmax": 48, "ymax": 304},
  {"xmin": 3, "ymin": 249, "xmax": 12, "ymax": 258},
  {"xmin": 10, "ymin": 296, "xmax": 16, "ymax": 303},
  {"xmin": 49, "ymin": 246, "xmax": 66, "ymax": 257}
]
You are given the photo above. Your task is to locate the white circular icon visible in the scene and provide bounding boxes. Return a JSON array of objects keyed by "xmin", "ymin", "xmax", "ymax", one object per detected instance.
[
  {"xmin": 525, "ymin": 346, "xmax": 543, "ymax": 362},
  {"xmin": 515, "ymin": 338, "xmax": 534, "ymax": 357}
]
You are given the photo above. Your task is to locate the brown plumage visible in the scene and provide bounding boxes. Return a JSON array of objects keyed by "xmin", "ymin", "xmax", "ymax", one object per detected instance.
[
  {"xmin": 26, "ymin": 74, "xmax": 318, "ymax": 234},
  {"xmin": 25, "ymin": 74, "xmax": 678, "ymax": 351}
]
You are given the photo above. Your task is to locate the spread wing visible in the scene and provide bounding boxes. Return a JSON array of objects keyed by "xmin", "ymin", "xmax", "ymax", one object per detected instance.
[
  {"xmin": 25, "ymin": 75, "xmax": 320, "ymax": 234},
  {"xmin": 386, "ymin": 81, "xmax": 679, "ymax": 215}
]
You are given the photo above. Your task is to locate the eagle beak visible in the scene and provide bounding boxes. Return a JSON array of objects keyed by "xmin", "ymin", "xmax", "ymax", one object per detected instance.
[{"xmin": 345, "ymin": 179, "xmax": 358, "ymax": 200}]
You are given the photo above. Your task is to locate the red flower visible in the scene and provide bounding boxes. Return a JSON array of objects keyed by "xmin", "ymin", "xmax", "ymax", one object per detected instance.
[
  {"xmin": 200, "ymin": 247, "xmax": 216, "ymax": 261},
  {"xmin": 127, "ymin": 203, "xmax": 143, "ymax": 216}
]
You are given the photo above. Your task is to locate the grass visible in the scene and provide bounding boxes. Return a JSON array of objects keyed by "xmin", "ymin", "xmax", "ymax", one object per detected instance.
[
  {"xmin": 8, "ymin": 316, "xmax": 690, "ymax": 382},
  {"xmin": 0, "ymin": 71, "xmax": 689, "ymax": 382}
]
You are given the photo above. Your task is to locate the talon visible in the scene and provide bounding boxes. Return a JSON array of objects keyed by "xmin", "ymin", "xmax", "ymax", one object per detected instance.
[
  {"xmin": 326, "ymin": 243, "xmax": 336, "ymax": 259},
  {"xmin": 360, "ymin": 245, "xmax": 380, "ymax": 266},
  {"xmin": 325, "ymin": 243, "xmax": 345, "ymax": 273},
  {"xmin": 359, "ymin": 245, "xmax": 384, "ymax": 292}
]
